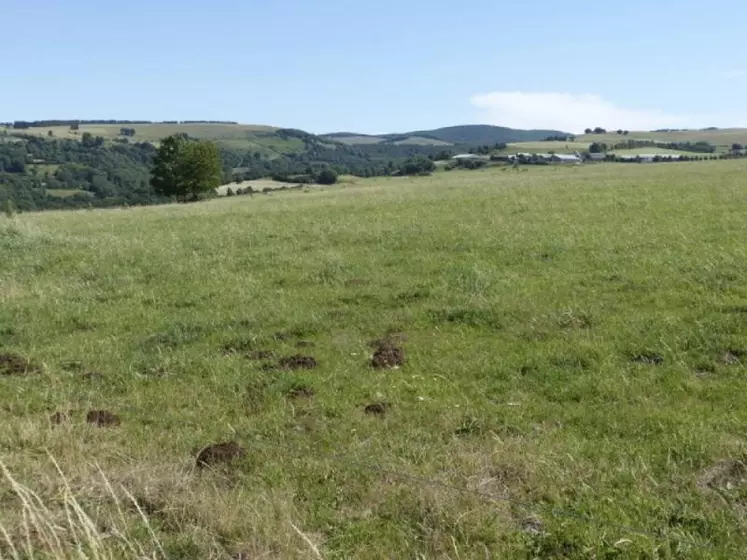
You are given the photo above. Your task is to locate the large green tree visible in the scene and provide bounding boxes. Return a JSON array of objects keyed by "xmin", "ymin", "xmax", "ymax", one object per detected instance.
[{"xmin": 150, "ymin": 134, "xmax": 222, "ymax": 202}]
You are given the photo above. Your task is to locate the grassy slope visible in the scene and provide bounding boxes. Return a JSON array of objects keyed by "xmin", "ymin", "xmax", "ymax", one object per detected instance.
[
  {"xmin": 3, "ymin": 161, "xmax": 747, "ymax": 558},
  {"xmin": 9, "ymin": 123, "xmax": 305, "ymax": 156}
]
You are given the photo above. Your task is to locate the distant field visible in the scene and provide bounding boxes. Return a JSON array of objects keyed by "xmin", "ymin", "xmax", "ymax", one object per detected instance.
[
  {"xmin": 611, "ymin": 147, "xmax": 696, "ymax": 156},
  {"xmin": 505, "ymin": 140, "xmax": 590, "ymax": 153},
  {"xmin": 45, "ymin": 188, "xmax": 91, "ymax": 198},
  {"xmin": 27, "ymin": 163, "xmax": 60, "ymax": 175},
  {"xmin": 577, "ymin": 128, "xmax": 747, "ymax": 151},
  {"xmin": 3, "ymin": 160, "xmax": 747, "ymax": 557},
  {"xmin": 215, "ymin": 179, "xmax": 299, "ymax": 195},
  {"xmin": 330, "ymin": 135, "xmax": 385, "ymax": 145}
]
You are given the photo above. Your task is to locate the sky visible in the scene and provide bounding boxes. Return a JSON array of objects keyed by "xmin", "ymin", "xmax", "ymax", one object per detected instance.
[{"xmin": 2, "ymin": 0, "xmax": 746, "ymax": 134}]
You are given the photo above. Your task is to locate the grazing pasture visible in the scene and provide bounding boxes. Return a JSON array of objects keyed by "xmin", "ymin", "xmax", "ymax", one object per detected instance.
[{"xmin": 2, "ymin": 160, "xmax": 747, "ymax": 558}]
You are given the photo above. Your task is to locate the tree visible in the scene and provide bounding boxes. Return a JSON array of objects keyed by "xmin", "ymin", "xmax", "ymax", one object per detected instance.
[
  {"xmin": 150, "ymin": 134, "xmax": 223, "ymax": 202},
  {"xmin": 316, "ymin": 168, "xmax": 338, "ymax": 185},
  {"xmin": 732, "ymin": 143, "xmax": 744, "ymax": 153},
  {"xmin": 593, "ymin": 127, "xmax": 607, "ymax": 134},
  {"xmin": 589, "ymin": 142, "xmax": 607, "ymax": 153},
  {"xmin": 584, "ymin": 128, "xmax": 593, "ymax": 135},
  {"xmin": 47, "ymin": 130, "xmax": 54, "ymax": 137}
]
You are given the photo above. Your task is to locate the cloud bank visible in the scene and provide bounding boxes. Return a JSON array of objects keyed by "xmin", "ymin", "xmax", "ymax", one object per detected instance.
[{"xmin": 470, "ymin": 92, "xmax": 699, "ymax": 133}]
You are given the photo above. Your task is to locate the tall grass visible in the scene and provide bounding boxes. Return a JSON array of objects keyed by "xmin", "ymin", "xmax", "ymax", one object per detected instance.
[{"xmin": 2, "ymin": 160, "xmax": 747, "ymax": 557}]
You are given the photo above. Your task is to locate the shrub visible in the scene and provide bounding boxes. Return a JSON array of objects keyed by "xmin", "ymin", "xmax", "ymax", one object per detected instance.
[{"xmin": 316, "ymin": 169, "xmax": 338, "ymax": 185}]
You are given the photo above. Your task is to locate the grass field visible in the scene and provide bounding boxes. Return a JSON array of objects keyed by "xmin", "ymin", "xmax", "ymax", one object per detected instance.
[
  {"xmin": 505, "ymin": 141, "xmax": 590, "ymax": 153},
  {"xmin": 610, "ymin": 147, "xmax": 695, "ymax": 156},
  {"xmin": 3, "ymin": 161, "xmax": 747, "ymax": 558},
  {"xmin": 577, "ymin": 129, "xmax": 747, "ymax": 153},
  {"xmin": 45, "ymin": 188, "xmax": 91, "ymax": 199}
]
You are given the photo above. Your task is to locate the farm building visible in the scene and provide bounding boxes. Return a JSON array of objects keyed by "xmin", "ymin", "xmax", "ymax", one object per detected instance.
[
  {"xmin": 617, "ymin": 154, "xmax": 681, "ymax": 163},
  {"xmin": 551, "ymin": 154, "xmax": 581, "ymax": 163},
  {"xmin": 587, "ymin": 153, "xmax": 607, "ymax": 161}
]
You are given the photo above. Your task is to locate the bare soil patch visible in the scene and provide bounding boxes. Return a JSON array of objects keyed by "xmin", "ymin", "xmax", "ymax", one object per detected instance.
[
  {"xmin": 196, "ymin": 442, "xmax": 246, "ymax": 468},
  {"xmin": 698, "ymin": 460, "xmax": 747, "ymax": 492},
  {"xmin": 364, "ymin": 402, "xmax": 390, "ymax": 415},
  {"xmin": 0, "ymin": 353, "xmax": 40, "ymax": 376},
  {"xmin": 86, "ymin": 410, "xmax": 121, "ymax": 427},
  {"xmin": 279, "ymin": 355, "xmax": 318, "ymax": 370}
]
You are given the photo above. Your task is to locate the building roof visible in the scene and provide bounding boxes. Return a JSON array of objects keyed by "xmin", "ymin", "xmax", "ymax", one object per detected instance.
[
  {"xmin": 452, "ymin": 153, "xmax": 488, "ymax": 160},
  {"xmin": 553, "ymin": 154, "xmax": 581, "ymax": 161}
]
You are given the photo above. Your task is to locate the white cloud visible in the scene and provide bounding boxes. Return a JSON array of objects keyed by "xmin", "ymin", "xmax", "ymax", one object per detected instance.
[{"xmin": 470, "ymin": 91, "xmax": 700, "ymax": 133}]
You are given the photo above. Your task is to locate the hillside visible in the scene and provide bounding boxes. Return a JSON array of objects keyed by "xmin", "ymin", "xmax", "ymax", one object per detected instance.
[
  {"xmin": 3, "ymin": 161, "xmax": 747, "ymax": 557},
  {"xmin": 324, "ymin": 124, "xmax": 568, "ymax": 146},
  {"xmin": 3, "ymin": 121, "xmax": 321, "ymax": 158},
  {"xmin": 0, "ymin": 123, "xmax": 457, "ymax": 211}
]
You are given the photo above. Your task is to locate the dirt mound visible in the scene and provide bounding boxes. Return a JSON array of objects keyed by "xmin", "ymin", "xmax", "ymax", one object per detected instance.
[
  {"xmin": 86, "ymin": 410, "xmax": 120, "ymax": 427},
  {"xmin": 279, "ymin": 355, "xmax": 318, "ymax": 370},
  {"xmin": 0, "ymin": 353, "xmax": 40, "ymax": 376},
  {"xmin": 371, "ymin": 342, "xmax": 404, "ymax": 369},
  {"xmin": 364, "ymin": 402, "xmax": 390, "ymax": 415},
  {"xmin": 286, "ymin": 385, "xmax": 315, "ymax": 399},
  {"xmin": 196, "ymin": 442, "xmax": 246, "ymax": 468},
  {"xmin": 50, "ymin": 411, "xmax": 69, "ymax": 425},
  {"xmin": 631, "ymin": 352, "xmax": 664, "ymax": 365},
  {"xmin": 698, "ymin": 460, "xmax": 747, "ymax": 491}
]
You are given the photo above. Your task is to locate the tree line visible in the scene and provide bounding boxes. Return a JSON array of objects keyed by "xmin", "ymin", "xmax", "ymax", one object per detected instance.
[
  {"xmin": 2, "ymin": 120, "xmax": 239, "ymax": 129},
  {"xmin": 0, "ymin": 131, "xmax": 468, "ymax": 212}
]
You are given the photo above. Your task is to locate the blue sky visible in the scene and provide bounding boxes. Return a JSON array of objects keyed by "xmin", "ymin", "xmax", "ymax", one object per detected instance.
[{"xmin": 2, "ymin": 0, "xmax": 746, "ymax": 133}]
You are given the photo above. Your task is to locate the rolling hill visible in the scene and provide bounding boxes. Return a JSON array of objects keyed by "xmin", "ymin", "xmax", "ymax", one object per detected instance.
[{"xmin": 324, "ymin": 125, "xmax": 569, "ymax": 146}]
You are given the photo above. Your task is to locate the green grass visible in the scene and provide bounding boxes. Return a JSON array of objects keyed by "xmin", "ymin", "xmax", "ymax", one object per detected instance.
[{"xmin": 3, "ymin": 160, "xmax": 747, "ymax": 558}]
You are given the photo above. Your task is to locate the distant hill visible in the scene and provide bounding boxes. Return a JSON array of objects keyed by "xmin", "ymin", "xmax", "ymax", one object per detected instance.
[{"xmin": 324, "ymin": 125, "xmax": 569, "ymax": 146}]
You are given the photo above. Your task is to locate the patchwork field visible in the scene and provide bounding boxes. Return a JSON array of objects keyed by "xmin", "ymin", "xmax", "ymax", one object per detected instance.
[{"xmin": 2, "ymin": 160, "xmax": 747, "ymax": 558}]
